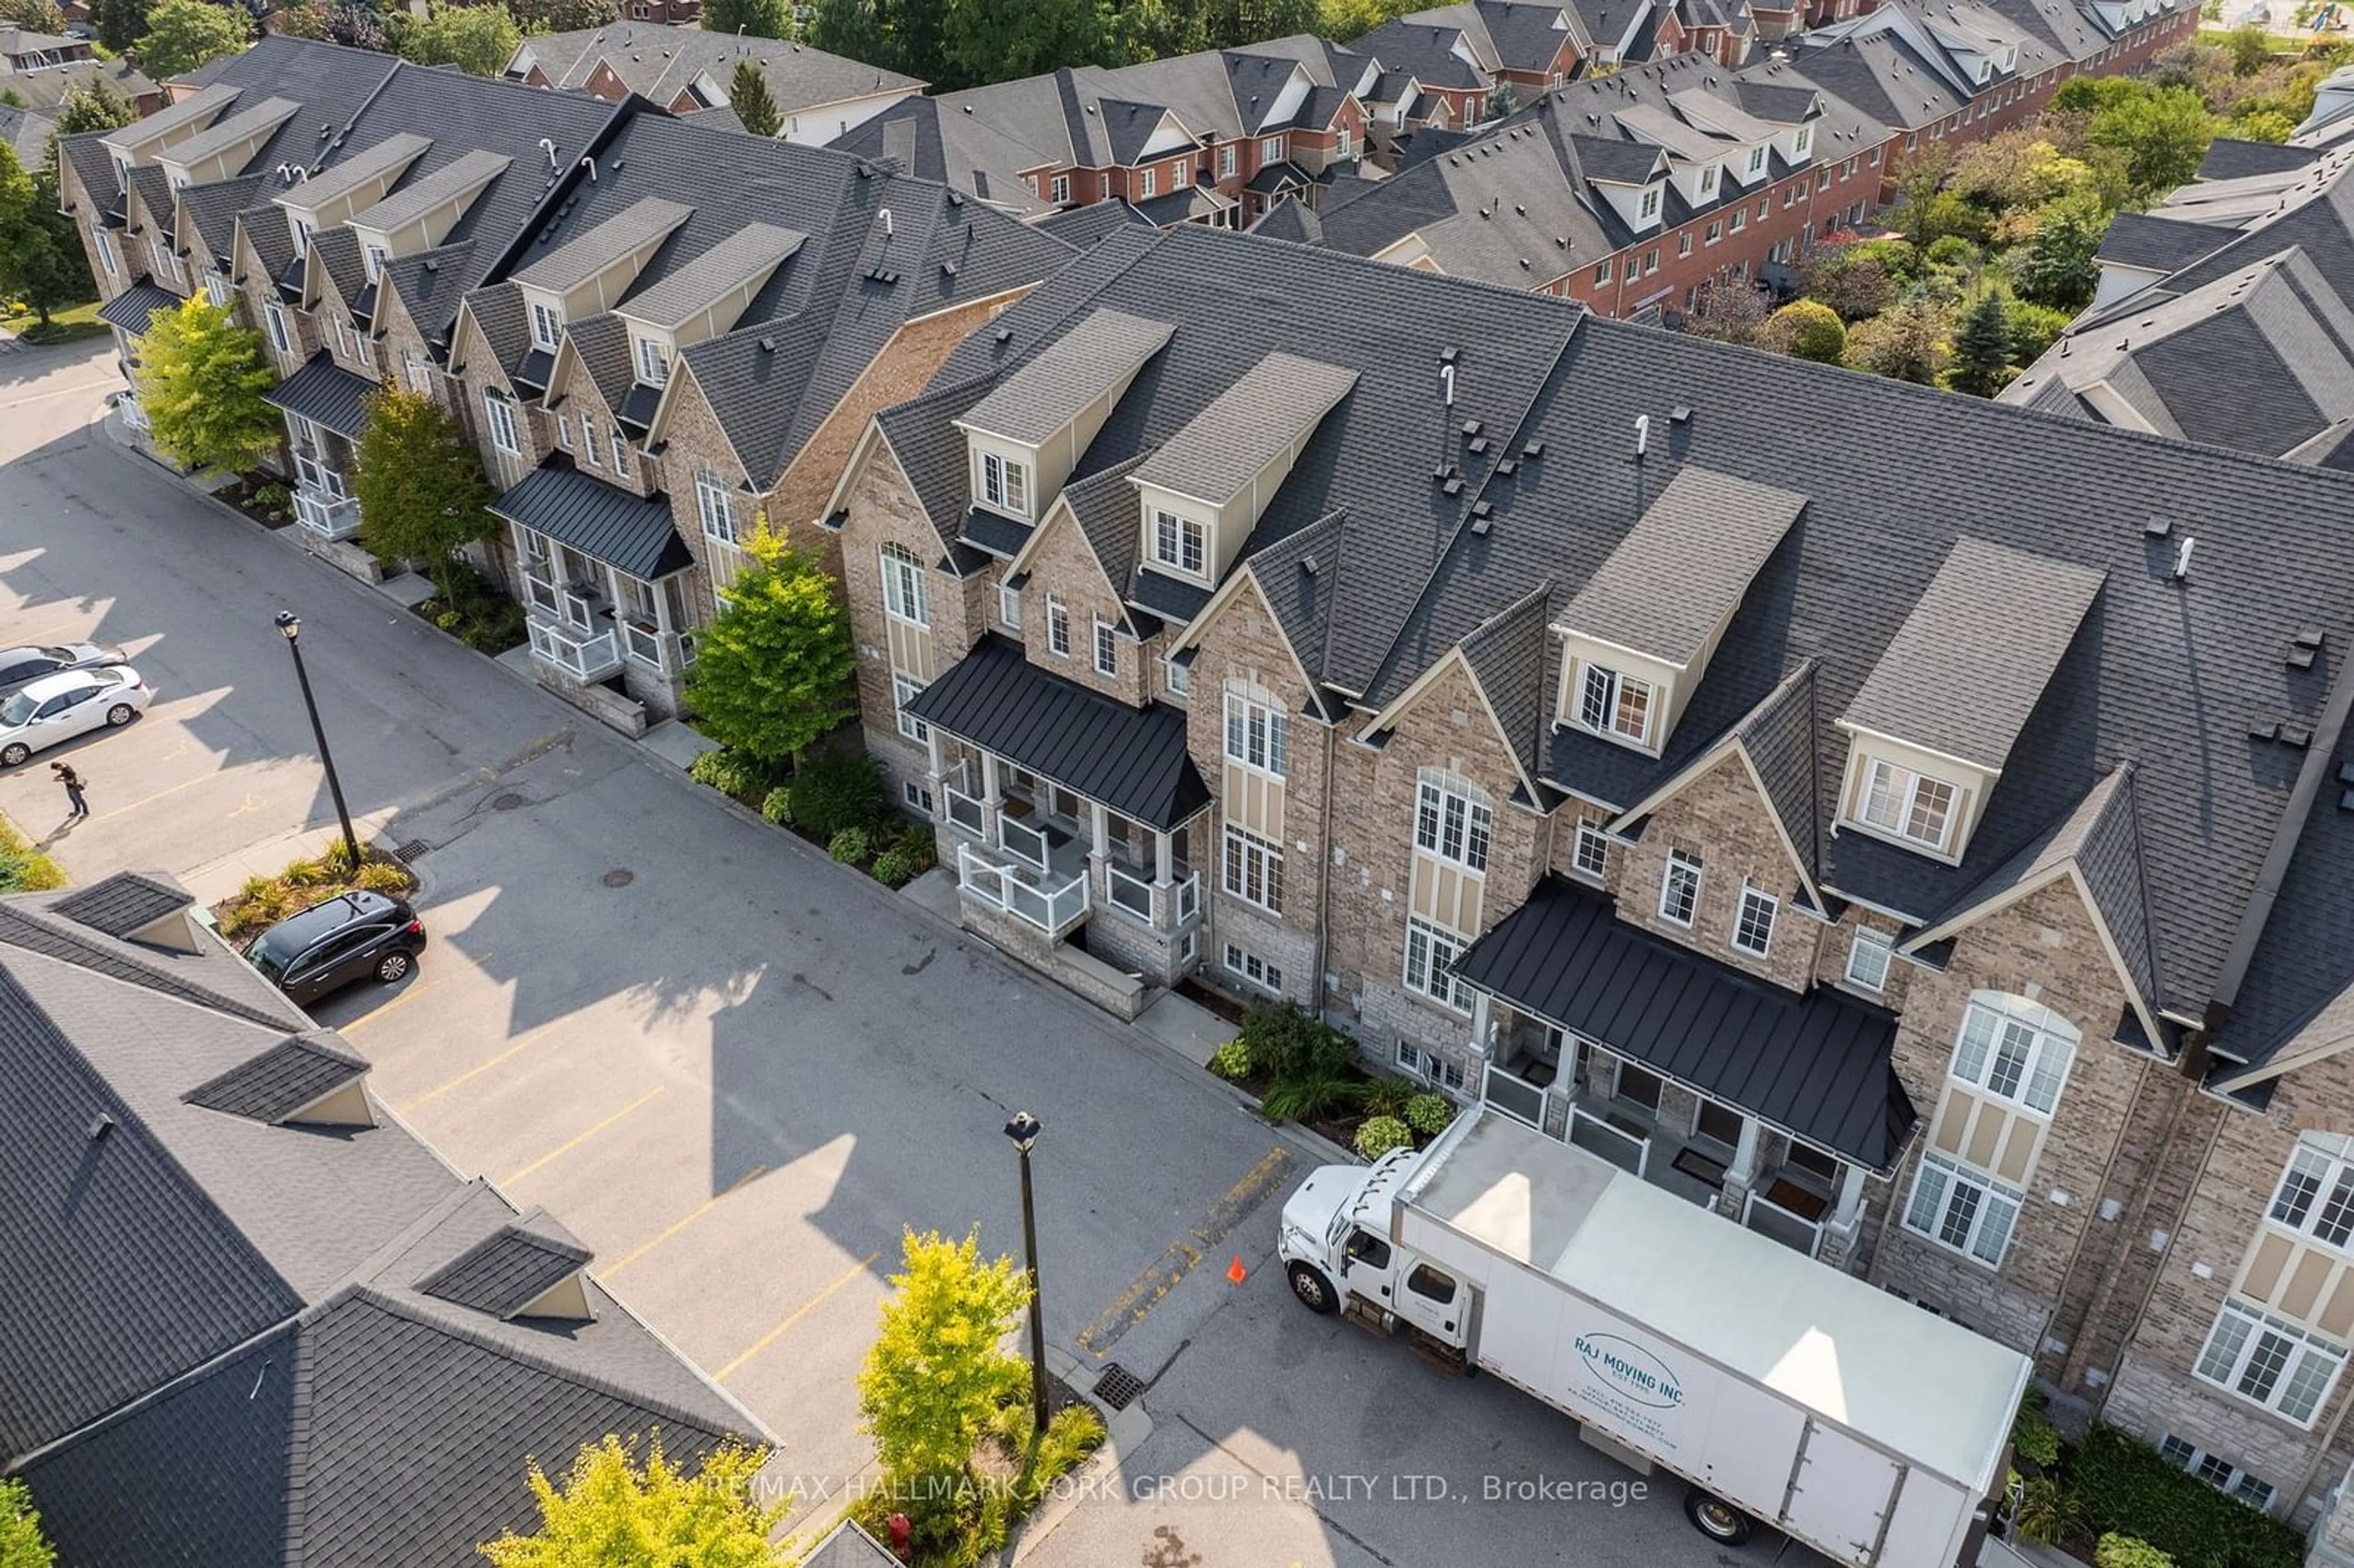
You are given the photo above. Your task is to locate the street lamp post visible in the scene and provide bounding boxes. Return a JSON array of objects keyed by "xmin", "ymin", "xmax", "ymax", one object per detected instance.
[
  {"xmin": 275, "ymin": 611, "xmax": 362, "ymax": 872},
  {"xmin": 1004, "ymin": 1111, "xmax": 1051, "ymax": 1435}
]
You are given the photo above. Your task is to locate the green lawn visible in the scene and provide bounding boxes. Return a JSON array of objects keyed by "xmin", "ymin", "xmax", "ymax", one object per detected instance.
[{"xmin": 7, "ymin": 299, "xmax": 110, "ymax": 346}]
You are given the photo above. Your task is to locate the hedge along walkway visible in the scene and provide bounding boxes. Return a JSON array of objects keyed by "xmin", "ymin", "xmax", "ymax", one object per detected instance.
[{"xmin": 0, "ymin": 810, "xmax": 67, "ymax": 893}]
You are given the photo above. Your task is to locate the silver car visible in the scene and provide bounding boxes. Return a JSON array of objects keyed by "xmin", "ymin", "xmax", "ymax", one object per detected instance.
[{"xmin": 0, "ymin": 643, "xmax": 127, "ymax": 698}]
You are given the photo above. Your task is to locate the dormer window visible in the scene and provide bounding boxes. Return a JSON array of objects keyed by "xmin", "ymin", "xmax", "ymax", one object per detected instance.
[
  {"xmin": 635, "ymin": 334, "xmax": 669, "ymax": 386},
  {"xmin": 363, "ymin": 243, "xmax": 387, "ymax": 283},
  {"xmin": 1639, "ymin": 186, "xmax": 1661, "ymax": 219},
  {"xmin": 1745, "ymin": 145, "xmax": 1767, "ymax": 175},
  {"xmin": 1855, "ymin": 758, "xmax": 1957, "ymax": 851},
  {"xmin": 289, "ymin": 215, "xmax": 314, "ymax": 257},
  {"xmin": 529, "ymin": 300, "xmax": 563, "ymax": 351},
  {"xmin": 1699, "ymin": 165, "xmax": 1719, "ymax": 195},
  {"xmin": 1259, "ymin": 135, "xmax": 1284, "ymax": 162},
  {"xmin": 1152, "ymin": 508, "xmax": 1208, "ymax": 576},
  {"xmin": 982, "ymin": 452, "xmax": 1029, "ymax": 517},
  {"xmin": 1576, "ymin": 661, "xmax": 1654, "ymax": 746},
  {"xmin": 1793, "ymin": 126, "xmax": 1813, "ymax": 158},
  {"xmin": 1978, "ymin": 59, "xmax": 1994, "ymax": 81}
]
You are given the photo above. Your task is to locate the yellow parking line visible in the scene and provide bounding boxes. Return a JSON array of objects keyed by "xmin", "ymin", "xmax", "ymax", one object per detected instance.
[
  {"xmin": 396, "ymin": 1015, "xmax": 575, "ymax": 1113},
  {"xmin": 601, "ymin": 1164, "xmax": 771, "ymax": 1278},
  {"xmin": 88, "ymin": 769, "xmax": 216, "ymax": 823},
  {"xmin": 717, "ymin": 1254, "xmax": 880, "ymax": 1382},
  {"xmin": 499, "ymin": 1087, "xmax": 665, "ymax": 1186},
  {"xmin": 339, "ymin": 952, "xmax": 492, "ymax": 1033}
]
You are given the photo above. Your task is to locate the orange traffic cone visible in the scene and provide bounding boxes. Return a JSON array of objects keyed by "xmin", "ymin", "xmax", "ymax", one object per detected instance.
[{"xmin": 1227, "ymin": 1255, "xmax": 1248, "ymax": 1285}]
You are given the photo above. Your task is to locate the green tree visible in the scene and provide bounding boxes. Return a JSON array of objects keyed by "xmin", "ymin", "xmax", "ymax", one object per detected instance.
[
  {"xmin": 134, "ymin": 295, "xmax": 281, "ymax": 476},
  {"xmin": 1762, "ymin": 299, "xmax": 1846, "ymax": 363},
  {"xmin": 2230, "ymin": 106, "xmax": 2296, "ymax": 141},
  {"xmin": 95, "ymin": 0, "xmax": 151, "ymax": 53},
  {"xmin": 703, "ymin": 0, "xmax": 791, "ymax": 36},
  {"xmin": 682, "ymin": 524, "xmax": 857, "ymax": 771},
  {"xmin": 858, "ymin": 1229, "xmax": 1031, "ymax": 1502},
  {"xmin": 1680, "ymin": 274, "xmax": 1769, "ymax": 345},
  {"xmin": 507, "ymin": 0, "xmax": 618, "ymax": 29},
  {"xmin": 727, "ymin": 56, "xmax": 781, "ymax": 136},
  {"xmin": 52, "ymin": 77, "xmax": 136, "ymax": 141},
  {"xmin": 0, "ymin": 1479, "xmax": 56, "ymax": 1568},
  {"xmin": 2226, "ymin": 20, "xmax": 2272, "ymax": 74},
  {"xmin": 351, "ymin": 386, "xmax": 498, "ymax": 601},
  {"xmin": 0, "ymin": 0, "xmax": 67, "ymax": 31},
  {"xmin": 2003, "ymin": 295, "xmax": 2073, "ymax": 362},
  {"xmin": 1891, "ymin": 138, "xmax": 1954, "ymax": 246},
  {"xmin": 134, "ymin": 0, "xmax": 251, "ymax": 77},
  {"xmin": 808, "ymin": 0, "xmax": 888, "ymax": 69},
  {"xmin": 477, "ymin": 1436, "xmax": 787, "ymax": 1568},
  {"xmin": 1947, "ymin": 292, "xmax": 2015, "ymax": 397},
  {"xmin": 2005, "ymin": 192, "xmax": 2107, "ymax": 311},
  {"xmin": 939, "ymin": 0, "xmax": 1110, "ymax": 87},
  {"xmin": 396, "ymin": 1, "xmax": 519, "ymax": 77},
  {"xmin": 2085, "ymin": 83, "xmax": 2215, "ymax": 197},
  {"xmin": 1843, "ymin": 299, "xmax": 1954, "ymax": 385}
]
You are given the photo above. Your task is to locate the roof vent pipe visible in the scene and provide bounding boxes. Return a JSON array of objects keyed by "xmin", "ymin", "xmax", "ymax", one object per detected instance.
[
  {"xmin": 1440, "ymin": 361, "xmax": 1455, "ymax": 406},
  {"xmin": 1634, "ymin": 411, "xmax": 1650, "ymax": 459},
  {"xmin": 578, "ymin": 155, "xmax": 596, "ymax": 182},
  {"xmin": 539, "ymin": 137, "xmax": 557, "ymax": 169},
  {"xmin": 2172, "ymin": 536, "xmax": 2196, "ymax": 582},
  {"xmin": 880, "ymin": 207, "xmax": 893, "ymax": 236}
]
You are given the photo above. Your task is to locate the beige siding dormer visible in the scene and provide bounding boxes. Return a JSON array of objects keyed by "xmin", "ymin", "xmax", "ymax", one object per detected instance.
[
  {"xmin": 1835, "ymin": 726, "xmax": 1989, "ymax": 866},
  {"xmin": 952, "ymin": 308, "xmax": 1174, "ymax": 522},
  {"xmin": 1555, "ymin": 635, "xmax": 1680, "ymax": 756}
]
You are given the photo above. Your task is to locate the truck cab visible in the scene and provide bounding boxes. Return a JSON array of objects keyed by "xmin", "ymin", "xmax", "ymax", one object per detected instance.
[{"xmin": 1278, "ymin": 1155, "xmax": 1471, "ymax": 1350}]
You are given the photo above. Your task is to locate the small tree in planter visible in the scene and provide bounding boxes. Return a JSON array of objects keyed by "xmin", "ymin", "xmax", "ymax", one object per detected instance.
[
  {"xmin": 477, "ymin": 1436, "xmax": 787, "ymax": 1567},
  {"xmin": 350, "ymin": 386, "xmax": 498, "ymax": 602},
  {"xmin": 134, "ymin": 297, "xmax": 280, "ymax": 478},
  {"xmin": 684, "ymin": 524, "xmax": 857, "ymax": 775}
]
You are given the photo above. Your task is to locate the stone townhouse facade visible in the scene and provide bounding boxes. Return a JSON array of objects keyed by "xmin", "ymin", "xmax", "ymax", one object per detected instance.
[{"xmin": 829, "ymin": 220, "xmax": 2354, "ymax": 1538}]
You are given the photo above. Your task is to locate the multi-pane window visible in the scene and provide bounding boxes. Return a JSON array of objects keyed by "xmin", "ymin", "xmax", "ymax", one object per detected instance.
[
  {"xmin": 555, "ymin": 414, "xmax": 573, "ymax": 451},
  {"xmin": 1222, "ymin": 826, "xmax": 1283, "ymax": 911},
  {"xmin": 528, "ymin": 299, "xmax": 562, "ymax": 351},
  {"xmin": 1050, "ymin": 173, "xmax": 1070, "ymax": 204},
  {"xmin": 635, "ymin": 335, "xmax": 668, "ymax": 386},
  {"xmin": 1152, "ymin": 509, "xmax": 1207, "ymax": 575},
  {"xmin": 1857, "ymin": 756, "xmax": 1958, "ymax": 850},
  {"xmin": 1138, "ymin": 167, "xmax": 1157, "ymax": 199},
  {"xmin": 2196, "ymin": 1300, "xmax": 2347, "ymax": 1427},
  {"xmin": 611, "ymin": 429, "xmax": 631, "ymax": 476},
  {"xmin": 364, "ymin": 243, "xmax": 388, "ymax": 283},
  {"xmin": 93, "ymin": 227, "xmax": 118, "ymax": 278},
  {"xmin": 999, "ymin": 581, "xmax": 1021, "ymax": 630},
  {"xmin": 1575, "ymin": 663, "xmax": 1653, "ymax": 746},
  {"xmin": 2270, "ymin": 1144, "xmax": 2354, "ymax": 1250},
  {"xmin": 1045, "ymin": 596, "xmax": 1070, "ymax": 658},
  {"xmin": 981, "ymin": 452, "xmax": 1029, "ymax": 516},
  {"xmin": 1224, "ymin": 688, "xmax": 1287, "ymax": 777},
  {"xmin": 1397, "ymin": 1038, "xmax": 1466, "ymax": 1092},
  {"xmin": 1164, "ymin": 657, "xmax": 1189, "ymax": 697},
  {"xmin": 204, "ymin": 273, "xmax": 232, "ymax": 308},
  {"xmin": 1404, "ymin": 917, "xmax": 1471, "ymax": 1012},
  {"xmin": 1572, "ymin": 820, "xmax": 1609, "ymax": 880},
  {"xmin": 893, "ymin": 671, "xmax": 928, "ymax": 743},
  {"xmin": 1905, "ymin": 1150, "xmax": 2023, "ymax": 1268},
  {"xmin": 1224, "ymin": 942, "xmax": 1281, "ymax": 993},
  {"xmin": 403, "ymin": 352, "xmax": 432, "ymax": 394},
  {"xmin": 482, "ymin": 391, "xmax": 519, "ymax": 455},
  {"xmin": 1639, "ymin": 186, "xmax": 1660, "ymax": 219},
  {"xmin": 1219, "ymin": 145, "xmax": 1237, "ymax": 176},
  {"xmin": 1846, "ymin": 927, "xmax": 1893, "ymax": 992},
  {"xmin": 1414, "ymin": 773, "xmax": 1492, "ymax": 873},
  {"xmin": 1952, "ymin": 994, "xmax": 2074, "ymax": 1117},
  {"xmin": 693, "ymin": 475, "xmax": 737, "ymax": 549},
  {"xmin": 1732, "ymin": 883, "xmax": 1777, "ymax": 957},
  {"xmin": 1259, "ymin": 135, "xmax": 1283, "ymax": 162},
  {"xmin": 2156, "ymin": 1436, "xmax": 2276, "ymax": 1511},
  {"xmin": 581, "ymin": 414, "xmax": 600, "ymax": 468},
  {"xmin": 263, "ymin": 298, "xmax": 291, "ymax": 353},
  {"xmin": 1093, "ymin": 617, "xmax": 1118, "ymax": 677},
  {"xmin": 880, "ymin": 542, "xmax": 928, "ymax": 626},
  {"xmin": 1659, "ymin": 848, "xmax": 1701, "ymax": 927},
  {"xmin": 1746, "ymin": 144, "xmax": 1767, "ymax": 175}
]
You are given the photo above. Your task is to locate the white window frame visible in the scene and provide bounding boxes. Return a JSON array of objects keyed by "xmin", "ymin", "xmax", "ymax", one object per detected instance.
[
  {"xmin": 904, "ymin": 780, "xmax": 934, "ymax": 816},
  {"xmin": 893, "ymin": 671, "xmax": 929, "ymax": 743},
  {"xmin": 1659, "ymin": 848, "xmax": 1701, "ymax": 927},
  {"xmin": 1259, "ymin": 135, "xmax": 1283, "ymax": 163},
  {"xmin": 1699, "ymin": 164, "xmax": 1720, "ymax": 194},
  {"xmin": 1335, "ymin": 126, "xmax": 1352, "ymax": 159},
  {"xmin": 695, "ymin": 471, "xmax": 737, "ymax": 544},
  {"xmin": 555, "ymin": 413, "xmax": 573, "ymax": 451},
  {"xmin": 1050, "ymin": 173, "xmax": 1070, "ymax": 204},
  {"xmin": 1164, "ymin": 657, "xmax": 1190, "ymax": 698},
  {"xmin": 580, "ymin": 413, "xmax": 601, "ymax": 469},
  {"xmin": 1574, "ymin": 661, "xmax": 1655, "ymax": 747},
  {"xmin": 1746, "ymin": 144, "xmax": 1767, "ymax": 175},
  {"xmin": 1224, "ymin": 686, "xmax": 1287, "ymax": 778},
  {"xmin": 1904, "ymin": 1149, "xmax": 2025, "ymax": 1269},
  {"xmin": 203, "ymin": 272, "xmax": 232, "ymax": 308},
  {"xmin": 1223, "ymin": 941, "xmax": 1282, "ymax": 994},
  {"xmin": 1854, "ymin": 755, "xmax": 1959, "ymax": 853},
  {"xmin": 94, "ymin": 226, "xmax": 118, "ymax": 278},
  {"xmin": 528, "ymin": 299, "xmax": 562, "ymax": 351},
  {"xmin": 1639, "ymin": 186, "xmax": 1661, "ymax": 220},
  {"xmin": 980, "ymin": 451, "xmax": 1030, "ymax": 517},
  {"xmin": 635, "ymin": 334, "xmax": 669, "ymax": 386},
  {"xmin": 1731, "ymin": 882, "xmax": 1777, "ymax": 958},
  {"xmin": 2269, "ymin": 1141, "xmax": 2354, "ymax": 1252},
  {"xmin": 880, "ymin": 542, "xmax": 929, "ymax": 627},
  {"xmin": 2155, "ymin": 1435, "xmax": 2277, "ymax": 1511},
  {"xmin": 1092, "ymin": 615, "xmax": 1119, "ymax": 677},
  {"xmin": 2196, "ymin": 1298, "xmax": 2347, "ymax": 1428},
  {"xmin": 1138, "ymin": 167, "xmax": 1157, "ymax": 200},
  {"xmin": 610, "ymin": 428, "xmax": 630, "ymax": 476},
  {"xmin": 1403, "ymin": 916, "xmax": 1472, "ymax": 1013},
  {"xmin": 1397, "ymin": 1038, "xmax": 1466, "ymax": 1092},
  {"xmin": 1152, "ymin": 508, "xmax": 1208, "ymax": 576},
  {"xmin": 1414, "ymin": 772, "xmax": 1493, "ymax": 874},
  {"xmin": 1045, "ymin": 596, "xmax": 1070, "ymax": 658},
  {"xmin": 403, "ymin": 352, "xmax": 432, "ymax": 394},
  {"xmin": 998, "ymin": 580, "xmax": 1021, "ymax": 630},
  {"xmin": 1845, "ymin": 927, "xmax": 1893, "ymax": 992},
  {"xmin": 483, "ymin": 390, "xmax": 520, "ymax": 455},
  {"xmin": 1951, "ymin": 993, "xmax": 2076, "ymax": 1119},
  {"xmin": 363, "ymin": 243, "xmax": 387, "ymax": 283},
  {"xmin": 263, "ymin": 297, "xmax": 291, "ymax": 354},
  {"xmin": 1571, "ymin": 820, "xmax": 1609, "ymax": 880},
  {"xmin": 1219, "ymin": 144, "xmax": 1236, "ymax": 177},
  {"xmin": 1222, "ymin": 824, "xmax": 1283, "ymax": 912}
]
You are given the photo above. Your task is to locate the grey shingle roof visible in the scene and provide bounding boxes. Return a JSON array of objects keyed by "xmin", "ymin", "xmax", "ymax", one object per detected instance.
[
  {"xmin": 1130, "ymin": 351, "xmax": 1359, "ymax": 507},
  {"xmin": 2096, "ymin": 211, "xmax": 2236, "ymax": 273},
  {"xmin": 417, "ymin": 1209, "xmax": 592, "ymax": 1319},
  {"xmin": 1556, "ymin": 465, "xmax": 1805, "ymax": 669},
  {"xmin": 181, "ymin": 1030, "xmax": 369, "ymax": 1125},
  {"xmin": 48, "ymin": 871, "xmax": 196, "ymax": 941},
  {"xmin": 1454, "ymin": 875, "xmax": 1915, "ymax": 1166},
  {"xmin": 1731, "ymin": 661, "xmax": 1822, "ymax": 886},
  {"xmin": 616, "ymin": 221, "xmax": 806, "ymax": 332},
  {"xmin": 347, "ymin": 147, "xmax": 512, "ymax": 235},
  {"xmin": 959, "ymin": 308, "xmax": 1175, "ymax": 446},
  {"xmin": 902, "ymin": 634, "xmax": 1210, "ymax": 828},
  {"xmin": 164, "ymin": 96, "xmax": 302, "ymax": 172},
  {"xmin": 1033, "ymin": 199, "xmax": 1156, "ymax": 248},
  {"xmin": 802, "ymin": 1522, "xmax": 904, "ymax": 1567},
  {"xmin": 291, "ymin": 129, "xmax": 431, "ymax": 211},
  {"xmin": 1459, "ymin": 582, "xmax": 1552, "ymax": 784},
  {"xmin": 1840, "ymin": 536, "xmax": 2105, "ymax": 774},
  {"xmin": 490, "ymin": 460, "xmax": 691, "ymax": 580},
  {"xmin": 265, "ymin": 352, "xmax": 379, "ymax": 440},
  {"xmin": 2198, "ymin": 137, "xmax": 2322, "ymax": 181},
  {"xmin": 512, "ymin": 195, "xmax": 693, "ymax": 292},
  {"xmin": 517, "ymin": 21, "xmax": 923, "ymax": 116}
]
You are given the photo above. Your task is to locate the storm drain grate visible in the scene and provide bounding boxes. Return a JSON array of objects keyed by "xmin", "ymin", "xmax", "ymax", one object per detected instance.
[
  {"xmin": 1092, "ymin": 1363, "xmax": 1146, "ymax": 1412},
  {"xmin": 393, "ymin": 840, "xmax": 432, "ymax": 865}
]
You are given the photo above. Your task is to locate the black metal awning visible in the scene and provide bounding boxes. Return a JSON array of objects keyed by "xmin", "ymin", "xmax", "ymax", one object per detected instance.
[
  {"xmin": 262, "ymin": 353, "xmax": 378, "ymax": 439},
  {"xmin": 490, "ymin": 458, "xmax": 691, "ymax": 581},
  {"xmin": 903, "ymin": 634, "xmax": 1210, "ymax": 831},
  {"xmin": 96, "ymin": 283, "xmax": 183, "ymax": 337},
  {"xmin": 1453, "ymin": 876, "xmax": 1916, "ymax": 1169}
]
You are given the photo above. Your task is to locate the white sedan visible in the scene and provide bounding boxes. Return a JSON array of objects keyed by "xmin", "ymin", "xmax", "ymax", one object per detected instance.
[{"xmin": 0, "ymin": 666, "xmax": 154, "ymax": 767}]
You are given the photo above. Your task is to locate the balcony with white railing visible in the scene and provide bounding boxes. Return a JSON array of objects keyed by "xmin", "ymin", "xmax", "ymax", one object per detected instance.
[
  {"xmin": 294, "ymin": 485, "xmax": 361, "ymax": 541},
  {"xmin": 291, "ymin": 432, "xmax": 361, "ymax": 541},
  {"xmin": 527, "ymin": 617, "xmax": 623, "ymax": 682},
  {"xmin": 958, "ymin": 842, "xmax": 1089, "ymax": 940}
]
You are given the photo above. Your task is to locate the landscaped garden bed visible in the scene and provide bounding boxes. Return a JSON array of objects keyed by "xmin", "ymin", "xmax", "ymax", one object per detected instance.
[
  {"xmin": 211, "ymin": 473, "xmax": 295, "ymax": 530},
  {"xmin": 0, "ymin": 813, "xmax": 66, "ymax": 894},
  {"xmin": 688, "ymin": 744, "xmax": 937, "ymax": 889},
  {"xmin": 408, "ymin": 560, "xmax": 528, "ymax": 656},
  {"xmin": 211, "ymin": 847, "xmax": 417, "ymax": 945},
  {"xmin": 1206, "ymin": 1000, "xmax": 1457, "ymax": 1157}
]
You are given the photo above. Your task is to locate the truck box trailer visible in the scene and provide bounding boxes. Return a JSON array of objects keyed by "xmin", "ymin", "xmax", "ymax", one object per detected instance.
[{"xmin": 1276, "ymin": 1108, "xmax": 2032, "ymax": 1567}]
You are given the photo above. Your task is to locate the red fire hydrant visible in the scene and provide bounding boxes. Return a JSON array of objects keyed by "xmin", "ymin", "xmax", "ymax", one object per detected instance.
[{"xmin": 888, "ymin": 1512, "xmax": 913, "ymax": 1564}]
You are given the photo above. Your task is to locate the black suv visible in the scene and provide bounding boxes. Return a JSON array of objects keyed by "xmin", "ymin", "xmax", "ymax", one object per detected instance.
[{"xmin": 247, "ymin": 891, "xmax": 427, "ymax": 1005}]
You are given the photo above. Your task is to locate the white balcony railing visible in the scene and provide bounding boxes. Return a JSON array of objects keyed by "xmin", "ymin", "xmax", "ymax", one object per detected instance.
[
  {"xmin": 526, "ymin": 618, "xmax": 623, "ymax": 681},
  {"xmin": 1742, "ymin": 1188, "xmax": 1825, "ymax": 1257},
  {"xmin": 1568, "ymin": 1105, "xmax": 1650, "ymax": 1179},
  {"xmin": 958, "ymin": 843, "xmax": 1088, "ymax": 938},
  {"xmin": 999, "ymin": 812, "xmax": 1050, "ymax": 870},
  {"xmin": 1107, "ymin": 861, "xmax": 1154, "ymax": 920},
  {"xmin": 1175, "ymin": 869, "xmax": 1200, "ymax": 924},
  {"xmin": 942, "ymin": 783, "xmax": 986, "ymax": 837},
  {"xmin": 1482, "ymin": 1062, "xmax": 1551, "ymax": 1130},
  {"xmin": 294, "ymin": 486, "xmax": 361, "ymax": 541}
]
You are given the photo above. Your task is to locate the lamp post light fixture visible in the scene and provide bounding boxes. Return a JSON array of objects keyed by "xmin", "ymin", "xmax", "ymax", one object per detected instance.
[
  {"xmin": 1004, "ymin": 1109, "xmax": 1051, "ymax": 1435},
  {"xmin": 275, "ymin": 611, "xmax": 362, "ymax": 873}
]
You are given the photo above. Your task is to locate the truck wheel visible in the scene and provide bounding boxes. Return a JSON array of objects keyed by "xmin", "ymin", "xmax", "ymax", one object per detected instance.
[
  {"xmin": 1683, "ymin": 1488, "xmax": 1753, "ymax": 1546},
  {"xmin": 1286, "ymin": 1261, "xmax": 1338, "ymax": 1315}
]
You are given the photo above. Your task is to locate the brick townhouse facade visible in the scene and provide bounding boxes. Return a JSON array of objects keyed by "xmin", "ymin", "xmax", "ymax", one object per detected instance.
[
  {"xmin": 1292, "ymin": 0, "xmax": 2198, "ymax": 311},
  {"xmin": 826, "ymin": 219, "xmax": 2354, "ymax": 1539},
  {"xmin": 57, "ymin": 34, "xmax": 1072, "ymax": 737}
]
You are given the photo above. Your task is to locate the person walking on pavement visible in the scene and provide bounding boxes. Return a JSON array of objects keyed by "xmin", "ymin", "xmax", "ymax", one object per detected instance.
[{"xmin": 51, "ymin": 761, "xmax": 86, "ymax": 819}]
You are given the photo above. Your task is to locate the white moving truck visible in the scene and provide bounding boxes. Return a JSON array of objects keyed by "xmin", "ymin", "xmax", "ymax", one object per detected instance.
[{"xmin": 1277, "ymin": 1108, "xmax": 2031, "ymax": 1567}]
